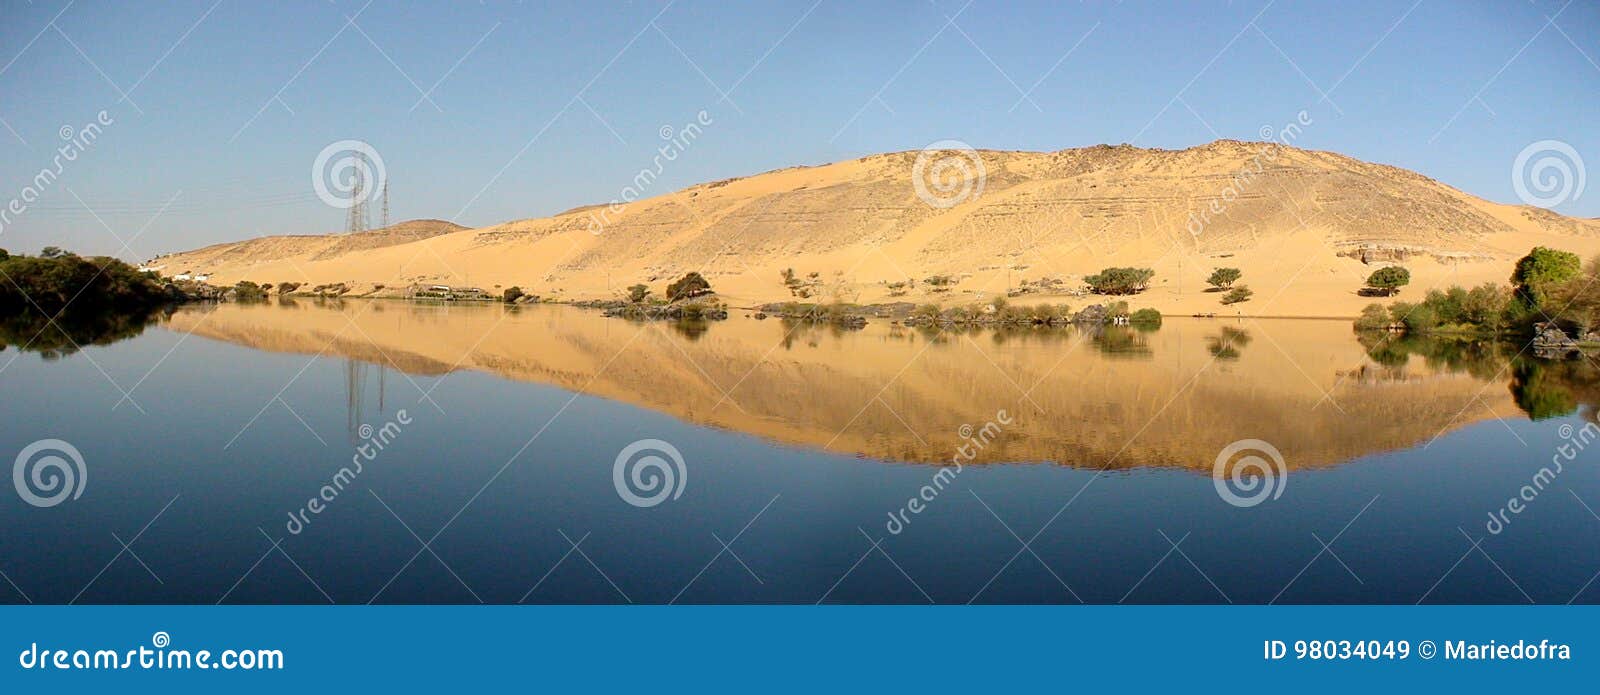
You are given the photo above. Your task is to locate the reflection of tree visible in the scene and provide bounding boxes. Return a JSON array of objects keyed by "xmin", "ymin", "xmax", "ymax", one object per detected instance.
[
  {"xmin": 1356, "ymin": 332, "xmax": 1510, "ymax": 380},
  {"xmin": 1090, "ymin": 325, "xmax": 1152, "ymax": 359},
  {"xmin": 0, "ymin": 307, "xmax": 164, "ymax": 359},
  {"xmin": 670, "ymin": 319, "xmax": 709, "ymax": 341},
  {"xmin": 1509, "ymin": 358, "xmax": 1600, "ymax": 421},
  {"xmin": 1206, "ymin": 326, "xmax": 1251, "ymax": 360},
  {"xmin": 1359, "ymin": 331, "xmax": 1600, "ymax": 421}
]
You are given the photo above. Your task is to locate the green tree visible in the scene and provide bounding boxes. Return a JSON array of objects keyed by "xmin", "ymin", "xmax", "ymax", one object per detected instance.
[
  {"xmin": 1364, "ymin": 266, "xmax": 1410, "ymax": 296},
  {"xmin": 1511, "ymin": 246, "xmax": 1580, "ymax": 307},
  {"xmin": 39, "ymin": 246, "xmax": 67, "ymax": 259},
  {"xmin": 1221, "ymin": 286, "xmax": 1252, "ymax": 305},
  {"xmin": 1084, "ymin": 267, "xmax": 1155, "ymax": 295},
  {"xmin": 666, "ymin": 272, "xmax": 711, "ymax": 301},
  {"xmin": 1206, "ymin": 267, "xmax": 1242, "ymax": 290},
  {"xmin": 626, "ymin": 283, "xmax": 651, "ymax": 303},
  {"xmin": 503, "ymin": 286, "xmax": 525, "ymax": 303}
]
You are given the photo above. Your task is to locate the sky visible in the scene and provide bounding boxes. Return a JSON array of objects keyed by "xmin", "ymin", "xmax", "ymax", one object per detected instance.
[{"xmin": 0, "ymin": 0, "xmax": 1596, "ymax": 260}]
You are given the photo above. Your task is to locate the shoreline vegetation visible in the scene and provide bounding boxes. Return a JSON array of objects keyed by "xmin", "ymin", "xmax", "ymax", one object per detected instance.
[{"xmin": 1351, "ymin": 247, "xmax": 1600, "ymax": 359}]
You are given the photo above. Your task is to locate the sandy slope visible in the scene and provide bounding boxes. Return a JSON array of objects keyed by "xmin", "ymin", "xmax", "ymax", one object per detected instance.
[{"xmin": 153, "ymin": 141, "xmax": 1600, "ymax": 317}]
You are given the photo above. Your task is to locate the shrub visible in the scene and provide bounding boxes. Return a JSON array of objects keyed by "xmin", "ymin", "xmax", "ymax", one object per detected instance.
[
  {"xmin": 1461, "ymin": 283, "xmax": 1510, "ymax": 328},
  {"xmin": 233, "ymin": 281, "xmax": 267, "ymax": 300},
  {"xmin": 1129, "ymin": 308, "xmax": 1162, "ymax": 325},
  {"xmin": 1084, "ymin": 267, "xmax": 1154, "ymax": 295},
  {"xmin": 503, "ymin": 286, "xmax": 524, "ymax": 303},
  {"xmin": 1354, "ymin": 303, "xmax": 1392, "ymax": 331},
  {"xmin": 1364, "ymin": 266, "xmax": 1410, "ymax": 296},
  {"xmin": 626, "ymin": 283, "xmax": 650, "ymax": 303},
  {"xmin": 0, "ymin": 252, "xmax": 166, "ymax": 314},
  {"xmin": 666, "ymin": 272, "xmax": 711, "ymax": 301},
  {"xmin": 1220, "ymin": 286, "xmax": 1253, "ymax": 305},
  {"xmin": 1206, "ymin": 267, "xmax": 1241, "ymax": 290},
  {"xmin": 1396, "ymin": 303, "xmax": 1439, "ymax": 332},
  {"xmin": 277, "ymin": 282, "xmax": 301, "ymax": 295}
]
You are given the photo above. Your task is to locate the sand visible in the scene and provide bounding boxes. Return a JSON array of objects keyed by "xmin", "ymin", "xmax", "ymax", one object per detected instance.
[{"xmin": 152, "ymin": 140, "xmax": 1600, "ymax": 318}]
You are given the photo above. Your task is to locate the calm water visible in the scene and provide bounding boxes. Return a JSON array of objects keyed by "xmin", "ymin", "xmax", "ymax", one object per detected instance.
[{"xmin": 1, "ymin": 300, "xmax": 1598, "ymax": 604}]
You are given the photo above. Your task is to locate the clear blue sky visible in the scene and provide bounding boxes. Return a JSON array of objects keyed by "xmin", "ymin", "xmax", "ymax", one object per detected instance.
[{"xmin": 1, "ymin": 0, "xmax": 1596, "ymax": 260}]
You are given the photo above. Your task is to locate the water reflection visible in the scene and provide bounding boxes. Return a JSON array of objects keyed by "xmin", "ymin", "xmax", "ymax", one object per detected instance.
[
  {"xmin": 0, "ymin": 306, "xmax": 166, "ymax": 359},
  {"xmin": 1357, "ymin": 331, "xmax": 1600, "ymax": 422},
  {"xmin": 150, "ymin": 302, "xmax": 1600, "ymax": 470}
]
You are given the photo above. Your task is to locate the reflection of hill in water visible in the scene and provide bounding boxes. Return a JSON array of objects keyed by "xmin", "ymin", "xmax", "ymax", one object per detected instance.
[{"xmin": 163, "ymin": 301, "xmax": 1570, "ymax": 470}]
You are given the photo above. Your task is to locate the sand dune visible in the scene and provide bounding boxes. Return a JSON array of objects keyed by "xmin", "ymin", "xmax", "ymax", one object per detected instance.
[{"xmin": 153, "ymin": 141, "xmax": 1600, "ymax": 317}]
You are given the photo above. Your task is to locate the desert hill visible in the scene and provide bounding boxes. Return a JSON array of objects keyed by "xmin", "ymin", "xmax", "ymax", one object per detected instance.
[{"xmin": 152, "ymin": 141, "xmax": 1600, "ymax": 317}]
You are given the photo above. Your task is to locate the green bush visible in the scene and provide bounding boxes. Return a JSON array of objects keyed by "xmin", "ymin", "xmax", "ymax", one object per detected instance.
[
  {"xmin": 1085, "ymin": 267, "xmax": 1154, "ymax": 295},
  {"xmin": 1396, "ymin": 303, "xmax": 1439, "ymax": 332},
  {"xmin": 626, "ymin": 283, "xmax": 650, "ymax": 303},
  {"xmin": 503, "ymin": 286, "xmax": 525, "ymax": 303},
  {"xmin": 1354, "ymin": 303, "xmax": 1392, "ymax": 331},
  {"xmin": 1220, "ymin": 286, "xmax": 1253, "ymax": 305},
  {"xmin": 666, "ymin": 272, "xmax": 711, "ymax": 301},
  {"xmin": 0, "ymin": 252, "xmax": 167, "ymax": 314},
  {"xmin": 1206, "ymin": 267, "xmax": 1241, "ymax": 290},
  {"xmin": 234, "ymin": 281, "xmax": 268, "ymax": 300},
  {"xmin": 1129, "ymin": 308, "xmax": 1162, "ymax": 325}
]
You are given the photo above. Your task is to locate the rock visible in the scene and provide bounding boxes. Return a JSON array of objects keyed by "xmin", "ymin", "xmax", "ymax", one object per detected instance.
[{"xmin": 1533, "ymin": 322, "xmax": 1577, "ymax": 348}]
